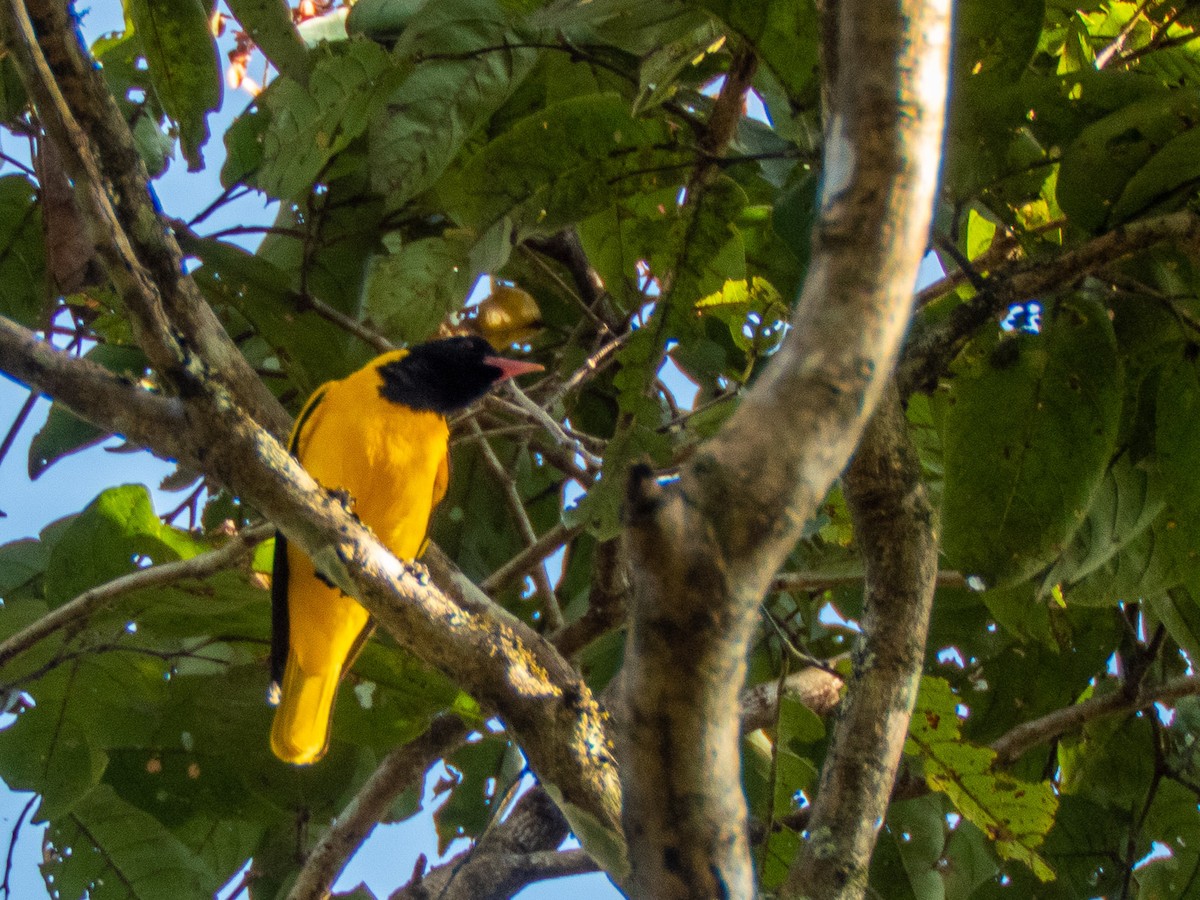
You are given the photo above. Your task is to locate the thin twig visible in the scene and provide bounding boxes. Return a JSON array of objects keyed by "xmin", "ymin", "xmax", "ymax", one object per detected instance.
[
  {"xmin": 297, "ymin": 292, "xmax": 394, "ymax": 355},
  {"xmin": 286, "ymin": 715, "xmax": 469, "ymax": 900},
  {"xmin": 990, "ymin": 674, "xmax": 1200, "ymax": 767},
  {"xmin": 1095, "ymin": 0, "xmax": 1157, "ymax": 68},
  {"xmin": 901, "ymin": 209, "xmax": 1200, "ymax": 397},
  {"xmin": 493, "ymin": 383, "xmax": 603, "ymax": 469},
  {"xmin": 518, "ymin": 242, "xmax": 608, "ymax": 331},
  {"xmin": 771, "ymin": 569, "xmax": 967, "ymax": 594},
  {"xmin": 162, "ymin": 482, "xmax": 205, "ymax": 527},
  {"xmin": 527, "ymin": 438, "xmax": 595, "ymax": 486},
  {"xmin": 657, "ymin": 388, "xmax": 737, "ymax": 434},
  {"xmin": 546, "ymin": 329, "xmax": 633, "ymax": 406},
  {"xmin": 0, "ymin": 151, "xmax": 34, "ymax": 177},
  {"xmin": 0, "ymin": 794, "xmax": 36, "ymax": 899},
  {"xmin": 1112, "ymin": 3, "xmax": 1195, "ymax": 67},
  {"xmin": 481, "ymin": 521, "xmax": 581, "ymax": 595},
  {"xmin": 187, "ymin": 183, "xmax": 252, "ymax": 228},
  {"xmin": 0, "ymin": 389, "xmax": 37, "ymax": 471},
  {"xmin": 0, "ymin": 523, "xmax": 273, "ymax": 669},
  {"xmin": 523, "ymin": 230, "xmax": 609, "ymax": 313},
  {"xmin": 468, "ymin": 421, "xmax": 564, "ymax": 630},
  {"xmin": 450, "ymin": 423, "xmax": 539, "ymax": 446}
]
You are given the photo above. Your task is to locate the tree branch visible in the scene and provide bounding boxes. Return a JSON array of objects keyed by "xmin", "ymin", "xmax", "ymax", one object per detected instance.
[
  {"xmin": 739, "ymin": 668, "xmax": 845, "ymax": 734},
  {"xmin": 550, "ymin": 538, "xmax": 628, "ymax": 659},
  {"xmin": 468, "ymin": 420, "xmax": 563, "ymax": 630},
  {"xmin": 990, "ymin": 674, "xmax": 1200, "ymax": 768},
  {"xmin": 0, "ymin": 317, "xmax": 187, "ymax": 448},
  {"xmin": 618, "ymin": 0, "xmax": 950, "ymax": 894},
  {"xmin": 0, "ymin": 522, "xmax": 272, "ymax": 669},
  {"xmin": 786, "ymin": 386, "xmax": 938, "ymax": 898},
  {"xmin": 288, "ymin": 715, "xmax": 470, "ymax": 900},
  {"xmin": 900, "ymin": 209, "xmax": 1200, "ymax": 398},
  {"xmin": 0, "ymin": 320, "xmax": 626, "ymax": 878},
  {"xmin": 480, "ymin": 521, "xmax": 582, "ymax": 596},
  {"xmin": 1, "ymin": 0, "xmax": 290, "ymax": 436},
  {"xmin": 389, "ymin": 787, "xmax": 586, "ymax": 900}
]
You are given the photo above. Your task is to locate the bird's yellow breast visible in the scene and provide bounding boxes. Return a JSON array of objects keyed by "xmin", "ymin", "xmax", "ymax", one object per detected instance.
[{"xmin": 292, "ymin": 355, "xmax": 451, "ymax": 559}]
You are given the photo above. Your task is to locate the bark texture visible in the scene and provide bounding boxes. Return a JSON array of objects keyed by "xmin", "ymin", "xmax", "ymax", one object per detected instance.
[
  {"xmin": 784, "ymin": 389, "xmax": 938, "ymax": 898},
  {"xmin": 618, "ymin": 1, "xmax": 951, "ymax": 897}
]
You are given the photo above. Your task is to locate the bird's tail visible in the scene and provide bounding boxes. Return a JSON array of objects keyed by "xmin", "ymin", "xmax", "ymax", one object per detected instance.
[{"xmin": 270, "ymin": 658, "xmax": 338, "ymax": 765}]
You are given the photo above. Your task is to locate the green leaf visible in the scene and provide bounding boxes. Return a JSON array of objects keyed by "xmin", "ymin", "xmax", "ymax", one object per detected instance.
[
  {"xmin": 0, "ymin": 54, "xmax": 27, "ymax": 125},
  {"xmin": 94, "ymin": 29, "xmax": 174, "ymax": 176},
  {"xmin": 28, "ymin": 404, "xmax": 106, "ymax": 480},
  {"xmin": 691, "ymin": 0, "xmax": 819, "ymax": 105},
  {"xmin": 364, "ymin": 234, "xmax": 474, "ymax": 343},
  {"xmin": 1057, "ymin": 685, "xmax": 1155, "ymax": 809},
  {"xmin": 0, "ymin": 174, "xmax": 46, "ymax": 326},
  {"xmin": 941, "ymin": 295, "xmax": 1122, "ymax": 587},
  {"xmin": 42, "ymin": 784, "xmax": 219, "ymax": 898},
  {"xmin": 256, "ymin": 173, "xmax": 386, "ymax": 317},
  {"xmin": 944, "ymin": 0, "xmax": 1045, "ymax": 201},
  {"xmin": 695, "ymin": 276, "xmax": 787, "ymax": 354},
  {"xmin": 441, "ymin": 92, "xmax": 693, "ymax": 232},
  {"xmin": 1058, "ymin": 91, "xmax": 1200, "ymax": 231},
  {"xmin": 1155, "ymin": 355, "xmax": 1200, "ymax": 549},
  {"xmin": 185, "ymin": 235, "xmax": 364, "ymax": 396},
  {"xmin": 942, "ymin": 819, "xmax": 1001, "ymax": 899},
  {"xmin": 908, "ymin": 677, "xmax": 1058, "ymax": 882},
  {"xmin": 126, "ymin": 0, "xmax": 222, "ymax": 170},
  {"xmin": 43, "ymin": 485, "xmax": 207, "ymax": 605},
  {"xmin": 0, "ymin": 650, "xmax": 172, "ymax": 821},
  {"xmin": 225, "ymin": 0, "xmax": 311, "ymax": 82},
  {"xmin": 1, "ymin": 712, "xmax": 105, "ymax": 823},
  {"xmin": 778, "ymin": 692, "xmax": 826, "ymax": 746},
  {"xmin": 367, "ymin": 0, "xmax": 539, "ymax": 208},
  {"xmin": 346, "ymin": 0, "xmax": 431, "ymax": 42},
  {"xmin": 888, "ymin": 795, "xmax": 950, "ymax": 900},
  {"xmin": 1062, "ymin": 509, "xmax": 1182, "ymax": 606},
  {"xmin": 27, "ymin": 345, "xmax": 148, "ymax": 479},
  {"xmin": 1147, "ymin": 588, "xmax": 1200, "ymax": 665},
  {"xmin": 1111, "ymin": 124, "xmax": 1200, "ymax": 222},
  {"xmin": 220, "ymin": 101, "xmax": 268, "ymax": 188},
  {"xmin": 577, "ymin": 185, "xmax": 681, "ymax": 314},
  {"xmin": 0, "ymin": 538, "xmax": 48, "ymax": 600},
  {"xmin": 963, "ymin": 606, "xmax": 1122, "ymax": 752},
  {"xmin": 1044, "ymin": 455, "xmax": 1166, "ymax": 601},
  {"xmin": 772, "ymin": 747, "xmax": 816, "ymax": 818},
  {"xmin": 1134, "ymin": 779, "xmax": 1200, "ymax": 899},
  {"xmin": 433, "ymin": 735, "xmax": 523, "ymax": 854},
  {"xmin": 254, "ymin": 41, "xmax": 399, "ymax": 200}
]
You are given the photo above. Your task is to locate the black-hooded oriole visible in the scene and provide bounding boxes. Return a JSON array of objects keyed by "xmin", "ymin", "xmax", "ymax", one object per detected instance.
[{"xmin": 268, "ymin": 336, "xmax": 542, "ymax": 765}]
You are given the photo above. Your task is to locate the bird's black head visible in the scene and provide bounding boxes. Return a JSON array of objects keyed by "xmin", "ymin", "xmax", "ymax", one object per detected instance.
[{"xmin": 377, "ymin": 336, "xmax": 541, "ymax": 414}]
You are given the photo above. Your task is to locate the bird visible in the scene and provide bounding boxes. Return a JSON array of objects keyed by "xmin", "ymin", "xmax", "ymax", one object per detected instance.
[{"xmin": 268, "ymin": 336, "xmax": 543, "ymax": 765}]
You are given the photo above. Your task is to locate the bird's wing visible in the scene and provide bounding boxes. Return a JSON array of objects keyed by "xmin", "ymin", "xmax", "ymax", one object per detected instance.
[{"xmin": 268, "ymin": 382, "xmax": 331, "ymax": 696}]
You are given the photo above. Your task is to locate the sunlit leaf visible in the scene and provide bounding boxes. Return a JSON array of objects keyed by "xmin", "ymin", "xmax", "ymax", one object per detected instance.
[{"xmin": 907, "ymin": 677, "xmax": 1057, "ymax": 882}]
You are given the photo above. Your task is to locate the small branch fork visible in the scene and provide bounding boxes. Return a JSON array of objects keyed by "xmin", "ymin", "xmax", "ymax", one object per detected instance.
[
  {"xmin": 618, "ymin": 0, "xmax": 951, "ymax": 895},
  {"xmin": 0, "ymin": 523, "xmax": 274, "ymax": 669},
  {"xmin": 286, "ymin": 715, "xmax": 469, "ymax": 900},
  {"xmin": 901, "ymin": 209, "xmax": 1200, "ymax": 398},
  {"xmin": 467, "ymin": 420, "xmax": 565, "ymax": 630}
]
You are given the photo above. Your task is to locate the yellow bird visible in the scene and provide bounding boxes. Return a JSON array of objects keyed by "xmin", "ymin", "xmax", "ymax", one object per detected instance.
[{"xmin": 269, "ymin": 336, "xmax": 542, "ymax": 765}]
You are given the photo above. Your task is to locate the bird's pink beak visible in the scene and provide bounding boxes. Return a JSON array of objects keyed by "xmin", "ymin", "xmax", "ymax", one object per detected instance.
[{"xmin": 486, "ymin": 356, "xmax": 544, "ymax": 382}]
